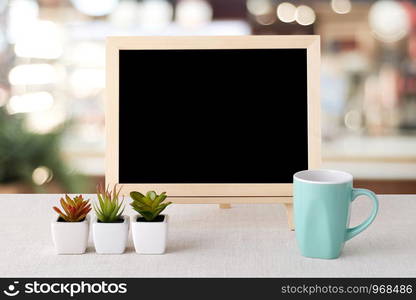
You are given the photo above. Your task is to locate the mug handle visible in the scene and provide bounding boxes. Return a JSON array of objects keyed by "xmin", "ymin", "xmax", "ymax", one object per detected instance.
[{"xmin": 345, "ymin": 188, "xmax": 379, "ymax": 241}]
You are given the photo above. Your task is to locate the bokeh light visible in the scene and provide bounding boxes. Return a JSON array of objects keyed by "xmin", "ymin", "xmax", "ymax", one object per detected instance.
[
  {"xmin": 344, "ymin": 110, "xmax": 362, "ymax": 131},
  {"xmin": 277, "ymin": 2, "xmax": 296, "ymax": 23},
  {"xmin": 9, "ymin": 64, "xmax": 57, "ymax": 86},
  {"xmin": 176, "ymin": 0, "xmax": 213, "ymax": 28},
  {"xmin": 0, "ymin": 0, "xmax": 414, "ymax": 195},
  {"xmin": 139, "ymin": 0, "xmax": 173, "ymax": 29},
  {"xmin": 69, "ymin": 68, "xmax": 105, "ymax": 98},
  {"xmin": 7, "ymin": 0, "xmax": 39, "ymax": 42},
  {"xmin": 14, "ymin": 20, "xmax": 64, "ymax": 59},
  {"xmin": 66, "ymin": 42, "xmax": 105, "ymax": 67},
  {"xmin": 246, "ymin": 0, "xmax": 273, "ymax": 16},
  {"xmin": 25, "ymin": 106, "xmax": 66, "ymax": 134},
  {"xmin": 331, "ymin": 0, "xmax": 352, "ymax": 15},
  {"xmin": 109, "ymin": 0, "xmax": 141, "ymax": 28},
  {"xmin": 32, "ymin": 166, "xmax": 53, "ymax": 185},
  {"xmin": 256, "ymin": 13, "xmax": 276, "ymax": 26},
  {"xmin": 7, "ymin": 92, "xmax": 54, "ymax": 114},
  {"xmin": 369, "ymin": 0, "xmax": 410, "ymax": 43},
  {"xmin": 295, "ymin": 5, "xmax": 316, "ymax": 26},
  {"xmin": 70, "ymin": 0, "xmax": 119, "ymax": 17}
]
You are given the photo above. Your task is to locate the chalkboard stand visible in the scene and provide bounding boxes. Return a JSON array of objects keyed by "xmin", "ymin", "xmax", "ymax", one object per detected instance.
[
  {"xmin": 219, "ymin": 202, "xmax": 294, "ymax": 230},
  {"xmin": 106, "ymin": 36, "xmax": 321, "ymax": 232},
  {"xmin": 283, "ymin": 203, "xmax": 294, "ymax": 230},
  {"xmin": 219, "ymin": 204, "xmax": 231, "ymax": 209}
]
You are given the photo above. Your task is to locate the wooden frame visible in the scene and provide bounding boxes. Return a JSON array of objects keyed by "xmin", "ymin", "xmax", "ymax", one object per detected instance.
[{"xmin": 106, "ymin": 36, "xmax": 321, "ymax": 228}]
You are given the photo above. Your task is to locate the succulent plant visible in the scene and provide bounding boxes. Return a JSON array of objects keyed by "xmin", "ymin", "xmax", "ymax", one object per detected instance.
[
  {"xmin": 94, "ymin": 184, "xmax": 125, "ymax": 223},
  {"xmin": 53, "ymin": 194, "xmax": 91, "ymax": 222},
  {"xmin": 130, "ymin": 191, "xmax": 172, "ymax": 221}
]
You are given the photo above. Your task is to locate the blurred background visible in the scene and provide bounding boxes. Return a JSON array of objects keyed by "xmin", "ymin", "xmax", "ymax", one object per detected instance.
[{"xmin": 0, "ymin": 0, "xmax": 415, "ymax": 193}]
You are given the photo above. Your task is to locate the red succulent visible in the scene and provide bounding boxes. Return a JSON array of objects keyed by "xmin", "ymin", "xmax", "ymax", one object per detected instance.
[{"xmin": 53, "ymin": 195, "xmax": 91, "ymax": 222}]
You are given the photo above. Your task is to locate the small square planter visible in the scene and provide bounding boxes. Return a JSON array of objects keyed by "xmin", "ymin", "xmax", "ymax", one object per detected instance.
[
  {"xmin": 132, "ymin": 214, "xmax": 168, "ymax": 254},
  {"xmin": 92, "ymin": 215, "xmax": 129, "ymax": 254},
  {"xmin": 51, "ymin": 215, "xmax": 90, "ymax": 254}
]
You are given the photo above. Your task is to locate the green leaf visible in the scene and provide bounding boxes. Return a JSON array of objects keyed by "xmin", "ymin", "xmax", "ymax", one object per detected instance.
[
  {"xmin": 152, "ymin": 192, "xmax": 167, "ymax": 208},
  {"xmin": 139, "ymin": 195, "xmax": 153, "ymax": 207},
  {"xmin": 154, "ymin": 202, "xmax": 172, "ymax": 217},
  {"xmin": 94, "ymin": 185, "xmax": 125, "ymax": 222},
  {"xmin": 129, "ymin": 191, "xmax": 171, "ymax": 221},
  {"xmin": 147, "ymin": 191, "xmax": 156, "ymax": 201},
  {"xmin": 130, "ymin": 191, "xmax": 145, "ymax": 201},
  {"xmin": 130, "ymin": 202, "xmax": 148, "ymax": 214},
  {"xmin": 139, "ymin": 210, "xmax": 154, "ymax": 221}
]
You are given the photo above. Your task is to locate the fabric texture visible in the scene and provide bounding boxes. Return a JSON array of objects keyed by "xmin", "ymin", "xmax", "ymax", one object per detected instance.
[{"xmin": 0, "ymin": 194, "xmax": 414, "ymax": 277}]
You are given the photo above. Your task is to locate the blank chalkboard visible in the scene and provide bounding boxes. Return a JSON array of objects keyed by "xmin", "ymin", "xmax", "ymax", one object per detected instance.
[{"xmin": 118, "ymin": 48, "xmax": 308, "ymax": 184}]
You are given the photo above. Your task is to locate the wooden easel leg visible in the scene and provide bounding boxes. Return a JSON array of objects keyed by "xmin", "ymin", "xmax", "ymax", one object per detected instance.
[
  {"xmin": 219, "ymin": 204, "xmax": 231, "ymax": 209},
  {"xmin": 283, "ymin": 203, "xmax": 295, "ymax": 231}
]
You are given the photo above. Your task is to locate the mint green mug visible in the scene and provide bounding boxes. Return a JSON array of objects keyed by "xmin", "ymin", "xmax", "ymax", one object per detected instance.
[{"xmin": 293, "ymin": 169, "xmax": 378, "ymax": 259}]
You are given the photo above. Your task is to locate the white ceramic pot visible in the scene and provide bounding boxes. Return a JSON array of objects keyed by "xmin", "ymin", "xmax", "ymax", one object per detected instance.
[
  {"xmin": 51, "ymin": 215, "xmax": 90, "ymax": 254},
  {"xmin": 92, "ymin": 215, "xmax": 129, "ymax": 254},
  {"xmin": 131, "ymin": 214, "xmax": 168, "ymax": 254}
]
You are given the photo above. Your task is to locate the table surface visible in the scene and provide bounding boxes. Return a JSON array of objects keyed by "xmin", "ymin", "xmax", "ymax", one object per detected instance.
[{"xmin": 0, "ymin": 194, "xmax": 415, "ymax": 277}]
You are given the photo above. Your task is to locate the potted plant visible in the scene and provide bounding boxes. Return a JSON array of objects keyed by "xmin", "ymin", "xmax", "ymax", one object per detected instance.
[
  {"xmin": 130, "ymin": 191, "xmax": 172, "ymax": 254},
  {"xmin": 92, "ymin": 184, "xmax": 128, "ymax": 254},
  {"xmin": 51, "ymin": 195, "xmax": 91, "ymax": 254}
]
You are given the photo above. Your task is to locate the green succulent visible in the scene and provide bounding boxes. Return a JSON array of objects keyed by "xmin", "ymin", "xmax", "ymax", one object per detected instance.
[
  {"xmin": 94, "ymin": 184, "xmax": 125, "ymax": 223},
  {"xmin": 130, "ymin": 191, "xmax": 172, "ymax": 221}
]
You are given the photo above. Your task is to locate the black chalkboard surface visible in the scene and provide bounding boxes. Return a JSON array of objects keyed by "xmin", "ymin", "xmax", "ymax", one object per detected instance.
[{"xmin": 119, "ymin": 49, "xmax": 308, "ymax": 184}]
